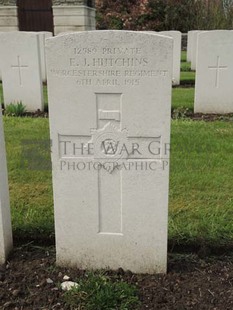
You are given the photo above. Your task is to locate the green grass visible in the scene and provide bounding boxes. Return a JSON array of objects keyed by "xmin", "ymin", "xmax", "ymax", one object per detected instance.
[
  {"xmin": 180, "ymin": 51, "xmax": 195, "ymax": 84},
  {"xmin": 181, "ymin": 51, "xmax": 187, "ymax": 62},
  {"xmin": 4, "ymin": 117, "xmax": 54, "ymax": 242},
  {"xmin": 43, "ymin": 85, "xmax": 48, "ymax": 111},
  {"xmin": 169, "ymin": 120, "xmax": 233, "ymax": 248},
  {"xmin": 181, "ymin": 51, "xmax": 191, "ymax": 71},
  {"xmin": 181, "ymin": 61, "xmax": 191, "ymax": 72},
  {"xmin": 180, "ymin": 71, "xmax": 195, "ymax": 84},
  {"xmin": 172, "ymin": 87, "xmax": 194, "ymax": 110},
  {"xmin": 3, "ymin": 117, "xmax": 233, "ymax": 249},
  {"xmin": 63, "ymin": 272, "xmax": 140, "ymax": 310}
]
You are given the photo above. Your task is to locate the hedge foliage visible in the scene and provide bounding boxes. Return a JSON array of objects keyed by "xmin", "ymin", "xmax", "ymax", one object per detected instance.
[{"xmin": 96, "ymin": 0, "xmax": 233, "ymax": 32}]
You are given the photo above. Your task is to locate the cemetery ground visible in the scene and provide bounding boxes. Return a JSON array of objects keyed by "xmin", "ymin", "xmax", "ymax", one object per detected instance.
[{"xmin": 1, "ymin": 52, "xmax": 233, "ymax": 309}]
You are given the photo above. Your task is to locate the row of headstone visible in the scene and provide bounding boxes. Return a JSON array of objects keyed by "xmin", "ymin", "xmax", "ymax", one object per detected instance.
[
  {"xmin": 0, "ymin": 30, "xmax": 181, "ymax": 114},
  {"xmin": 0, "ymin": 31, "xmax": 53, "ymax": 112},
  {"xmin": 3, "ymin": 28, "xmax": 232, "ymax": 116},
  {"xmin": 2, "ymin": 28, "xmax": 233, "ymax": 273},
  {"xmin": 0, "ymin": 31, "xmax": 173, "ymax": 274},
  {"xmin": 2, "ymin": 29, "xmax": 232, "ymax": 273}
]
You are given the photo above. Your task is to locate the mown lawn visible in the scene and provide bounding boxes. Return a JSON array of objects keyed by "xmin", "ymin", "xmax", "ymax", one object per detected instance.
[
  {"xmin": 4, "ymin": 117, "xmax": 54, "ymax": 242},
  {"xmin": 180, "ymin": 71, "xmax": 195, "ymax": 84},
  {"xmin": 3, "ymin": 117, "xmax": 233, "ymax": 249},
  {"xmin": 172, "ymin": 87, "xmax": 194, "ymax": 110},
  {"xmin": 170, "ymin": 120, "xmax": 233, "ymax": 248},
  {"xmin": 180, "ymin": 51, "xmax": 195, "ymax": 84}
]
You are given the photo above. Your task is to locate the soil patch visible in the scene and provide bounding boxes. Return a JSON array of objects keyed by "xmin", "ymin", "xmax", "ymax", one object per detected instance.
[
  {"xmin": 172, "ymin": 111, "xmax": 233, "ymax": 121},
  {"xmin": 0, "ymin": 246, "xmax": 233, "ymax": 309},
  {"xmin": 4, "ymin": 109, "xmax": 233, "ymax": 122}
]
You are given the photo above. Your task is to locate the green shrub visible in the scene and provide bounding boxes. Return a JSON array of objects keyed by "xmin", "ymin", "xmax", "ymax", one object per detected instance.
[
  {"xmin": 5, "ymin": 102, "xmax": 26, "ymax": 117},
  {"xmin": 96, "ymin": 0, "xmax": 233, "ymax": 32}
]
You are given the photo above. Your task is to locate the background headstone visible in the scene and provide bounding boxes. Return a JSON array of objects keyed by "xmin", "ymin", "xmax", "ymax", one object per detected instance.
[
  {"xmin": 187, "ymin": 30, "xmax": 196, "ymax": 62},
  {"xmin": 191, "ymin": 30, "xmax": 204, "ymax": 70},
  {"xmin": 20, "ymin": 31, "xmax": 53, "ymax": 82},
  {"xmin": 195, "ymin": 30, "xmax": 233, "ymax": 113},
  {"xmin": 0, "ymin": 32, "xmax": 44, "ymax": 112},
  {"xmin": 160, "ymin": 31, "xmax": 181, "ymax": 85},
  {"xmin": 38, "ymin": 32, "xmax": 53, "ymax": 83},
  {"xmin": 46, "ymin": 31, "xmax": 172, "ymax": 274},
  {"xmin": 0, "ymin": 110, "xmax": 13, "ymax": 264}
]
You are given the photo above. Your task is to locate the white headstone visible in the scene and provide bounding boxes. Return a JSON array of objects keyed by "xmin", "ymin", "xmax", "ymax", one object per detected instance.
[
  {"xmin": 195, "ymin": 30, "xmax": 233, "ymax": 114},
  {"xmin": 0, "ymin": 32, "xmax": 2, "ymax": 81},
  {"xmin": 0, "ymin": 110, "xmax": 13, "ymax": 264},
  {"xmin": 160, "ymin": 31, "xmax": 181, "ymax": 85},
  {"xmin": 38, "ymin": 32, "xmax": 53, "ymax": 83},
  {"xmin": 0, "ymin": 32, "xmax": 44, "ymax": 112},
  {"xmin": 46, "ymin": 31, "xmax": 172, "ymax": 274},
  {"xmin": 191, "ymin": 30, "xmax": 204, "ymax": 70},
  {"xmin": 187, "ymin": 30, "xmax": 196, "ymax": 62}
]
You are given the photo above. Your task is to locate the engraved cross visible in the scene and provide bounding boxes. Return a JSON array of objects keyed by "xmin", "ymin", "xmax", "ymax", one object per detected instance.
[
  {"xmin": 11, "ymin": 55, "xmax": 29, "ymax": 86},
  {"xmin": 59, "ymin": 93, "xmax": 163, "ymax": 236},
  {"xmin": 208, "ymin": 56, "xmax": 228, "ymax": 88}
]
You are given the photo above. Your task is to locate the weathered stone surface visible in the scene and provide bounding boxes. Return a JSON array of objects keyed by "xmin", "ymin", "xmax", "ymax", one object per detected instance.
[
  {"xmin": 0, "ymin": 110, "xmax": 13, "ymax": 264},
  {"xmin": 191, "ymin": 30, "xmax": 204, "ymax": 70},
  {"xmin": 46, "ymin": 31, "xmax": 172, "ymax": 274},
  {"xmin": 160, "ymin": 31, "xmax": 181, "ymax": 85},
  {"xmin": 38, "ymin": 32, "xmax": 53, "ymax": 82},
  {"xmin": 187, "ymin": 30, "xmax": 197, "ymax": 62}
]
